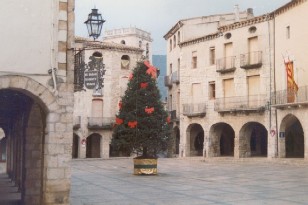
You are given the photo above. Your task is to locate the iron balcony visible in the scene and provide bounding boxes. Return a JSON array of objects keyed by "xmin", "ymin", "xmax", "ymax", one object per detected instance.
[
  {"xmin": 240, "ymin": 51, "xmax": 263, "ymax": 69},
  {"xmin": 183, "ymin": 103, "xmax": 206, "ymax": 117},
  {"xmin": 271, "ymin": 85, "xmax": 308, "ymax": 108},
  {"xmin": 214, "ymin": 95, "xmax": 267, "ymax": 113},
  {"xmin": 216, "ymin": 56, "xmax": 236, "ymax": 73},
  {"xmin": 87, "ymin": 117, "xmax": 115, "ymax": 129}
]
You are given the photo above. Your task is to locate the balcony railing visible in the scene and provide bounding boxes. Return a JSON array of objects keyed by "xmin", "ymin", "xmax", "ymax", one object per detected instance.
[
  {"xmin": 171, "ymin": 71, "xmax": 180, "ymax": 84},
  {"xmin": 88, "ymin": 117, "xmax": 115, "ymax": 129},
  {"xmin": 214, "ymin": 95, "xmax": 267, "ymax": 113},
  {"xmin": 164, "ymin": 75, "xmax": 172, "ymax": 87},
  {"xmin": 216, "ymin": 56, "xmax": 236, "ymax": 73},
  {"xmin": 73, "ymin": 116, "xmax": 81, "ymax": 130},
  {"xmin": 169, "ymin": 110, "xmax": 179, "ymax": 122},
  {"xmin": 240, "ymin": 51, "xmax": 262, "ymax": 69},
  {"xmin": 271, "ymin": 86, "xmax": 308, "ymax": 108},
  {"xmin": 183, "ymin": 103, "xmax": 206, "ymax": 117}
]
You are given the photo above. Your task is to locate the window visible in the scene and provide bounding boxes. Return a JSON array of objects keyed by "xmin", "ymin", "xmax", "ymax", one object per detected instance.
[
  {"xmin": 192, "ymin": 51, "xmax": 197, "ymax": 69},
  {"xmin": 173, "ymin": 35, "xmax": 176, "ymax": 48},
  {"xmin": 146, "ymin": 43, "xmax": 149, "ymax": 58},
  {"xmin": 249, "ymin": 26, "xmax": 257, "ymax": 33},
  {"xmin": 286, "ymin": 26, "xmax": 290, "ymax": 39},
  {"xmin": 169, "ymin": 63, "xmax": 173, "ymax": 75},
  {"xmin": 209, "ymin": 81, "xmax": 216, "ymax": 100},
  {"xmin": 192, "ymin": 83, "xmax": 202, "ymax": 103},
  {"xmin": 224, "ymin": 33, "xmax": 232, "ymax": 39},
  {"xmin": 223, "ymin": 78, "xmax": 235, "ymax": 98},
  {"xmin": 177, "ymin": 31, "xmax": 180, "ymax": 44},
  {"xmin": 177, "ymin": 58, "xmax": 180, "ymax": 70},
  {"xmin": 169, "ymin": 94, "xmax": 173, "ymax": 110},
  {"xmin": 91, "ymin": 99, "xmax": 103, "ymax": 117},
  {"xmin": 121, "ymin": 55, "xmax": 130, "ymax": 69},
  {"xmin": 92, "ymin": 52, "xmax": 102, "ymax": 58},
  {"xmin": 209, "ymin": 47, "xmax": 215, "ymax": 65},
  {"xmin": 121, "ymin": 40, "xmax": 126, "ymax": 45},
  {"xmin": 169, "ymin": 39, "xmax": 172, "ymax": 51},
  {"xmin": 139, "ymin": 40, "xmax": 142, "ymax": 48}
]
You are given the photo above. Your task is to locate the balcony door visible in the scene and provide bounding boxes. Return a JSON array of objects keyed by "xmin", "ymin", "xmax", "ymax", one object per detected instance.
[
  {"xmin": 224, "ymin": 43, "xmax": 233, "ymax": 68},
  {"xmin": 92, "ymin": 99, "xmax": 103, "ymax": 118},
  {"xmin": 248, "ymin": 75, "xmax": 260, "ymax": 108},
  {"xmin": 192, "ymin": 83, "xmax": 202, "ymax": 103},
  {"xmin": 223, "ymin": 78, "xmax": 235, "ymax": 109},
  {"xmin": 248, "ymin": 37, "xmax": 258, "ymax": 64}
]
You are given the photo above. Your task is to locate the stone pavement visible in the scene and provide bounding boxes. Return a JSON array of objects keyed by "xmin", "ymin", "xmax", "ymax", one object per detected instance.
[{"xmin": 70, "ymin": 158, "xmax": 308, "ymax": 205}]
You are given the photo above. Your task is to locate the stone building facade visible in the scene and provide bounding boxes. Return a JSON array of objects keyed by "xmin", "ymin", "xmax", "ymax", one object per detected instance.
[
  {"xmin": 103, "ymin": 27, "xmax": 153, "ymax": 62},
  {"xmin": 164, "ymin": 7, "xmax": 255, "ymax": 157},
  {"xmin": 73, "ymin": 36, "xmax": 144, "ymax": 159},
  {"xmin": 0, "ymin": 0, "xmax": 74, "ymax": 205},
  {"xmin": 165, "ymin": 0, "xmax": 308, "ymax": 159}
]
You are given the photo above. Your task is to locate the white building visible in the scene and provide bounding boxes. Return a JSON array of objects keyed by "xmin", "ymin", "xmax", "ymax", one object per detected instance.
[
  {"xmin": 165, "ymin": 0, "xmax": 308, "ymax": 159},
  {"xmin": 0, "ymin": 0, "xmax": 74, "ymax": 204},
  {"xmin": 164, "ymin": 7, "xmax": 254, "ymax": 157},
  {"xmin": 103, "ymin": 27, "xmax": 153, "ymax": 62},
  {"xmin": 73, "ymin": 35, "xmax": 146, "ymax": 159}
]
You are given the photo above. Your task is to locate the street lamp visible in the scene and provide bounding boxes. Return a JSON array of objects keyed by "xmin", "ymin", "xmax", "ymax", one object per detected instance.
[
  {"xmin": 84, "ymin": 8, "xmax": 105, "ymax": 40},
  {"xmin": 74, "ymin": 8, "xmax": 106, "ymax": 93}
]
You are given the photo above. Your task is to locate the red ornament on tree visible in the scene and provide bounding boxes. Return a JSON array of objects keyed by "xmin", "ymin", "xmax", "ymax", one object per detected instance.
[
  {"xmin": 145, "ymin": 107, "xmax": 154, "ymax": 114},
  {"xmin": 166, "ymin": 116, "xmax": 171, "ymax": 123},
  {"xmin": 116, "ymin": 117, "xmax": 123, "ymax": 125},
  {"xmin": 140, "ymin": 82, "xmax": 148, "ymax": 89},
  {"xmin": 129, "ymin": 73, "xmax": 133, "ymax": 80},
  {"xmin": 144, "ymin": 61, "xmax": 157, "ymax": 78},
  {"xmin": 128, "ymin": 121, "xmax": 137, "ymax": 128}
]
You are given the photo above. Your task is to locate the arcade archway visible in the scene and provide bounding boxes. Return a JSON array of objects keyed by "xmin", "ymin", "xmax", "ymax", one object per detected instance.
[
  {"xmin": 186, "ymin": 124, "xmax": 204, "ymax": 156},
  {"xmin": 239, "ymin": 122, "xmax": 267, "ymax": 157},
  {"xmin": 209, "ymin": 123, "xmax": 235, "ymax": 157},
  {"xmin": 280, "ymin": 114, "xmax": 304, "ymax": 158},
  {"xmin": 86, "ymin": 133, "xmax": 102, "ymax": 158}
]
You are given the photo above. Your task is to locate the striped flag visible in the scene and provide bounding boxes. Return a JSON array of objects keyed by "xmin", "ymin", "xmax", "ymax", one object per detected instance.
[{"xmin": 285, "ymin": 60, "xmax": 298, "ymax": 103}]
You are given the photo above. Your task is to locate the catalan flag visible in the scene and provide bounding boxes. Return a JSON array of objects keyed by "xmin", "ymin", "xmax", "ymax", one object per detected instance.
[{"xmin": 285, "ymin": 60, "xmax": 298, "ymax": 103}]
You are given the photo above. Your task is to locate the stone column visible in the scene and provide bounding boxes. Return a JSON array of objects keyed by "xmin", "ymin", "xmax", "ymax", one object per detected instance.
[{"xmin": 234, "ymin": 134, "xmax": 240, "ymax": 159}]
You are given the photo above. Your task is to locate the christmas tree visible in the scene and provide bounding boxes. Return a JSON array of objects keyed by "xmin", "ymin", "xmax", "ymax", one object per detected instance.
[{"xmin": 112, "ymin": 60, "xmax": 171, "ymax": 158}]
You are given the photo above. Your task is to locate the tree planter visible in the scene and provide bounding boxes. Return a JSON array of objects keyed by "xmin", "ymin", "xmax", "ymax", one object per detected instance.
[{"xmin": 133, "ymin": 158, "xmax": 157, "ymax": 175}]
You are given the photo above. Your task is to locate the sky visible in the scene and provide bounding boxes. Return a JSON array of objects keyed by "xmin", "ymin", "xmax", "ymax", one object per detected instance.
[{"xmin": 75, "ymin": 0, "xmax": 290, "ymax": 55}]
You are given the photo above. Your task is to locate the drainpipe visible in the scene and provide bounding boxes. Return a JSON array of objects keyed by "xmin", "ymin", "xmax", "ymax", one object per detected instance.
[
  {"xmin": 273, "ymin": 12, "xmax": 278, "ymax": 158},
  {"xmin": 268, "ymin": 13, "xmax": 278, "ymax": 158}
]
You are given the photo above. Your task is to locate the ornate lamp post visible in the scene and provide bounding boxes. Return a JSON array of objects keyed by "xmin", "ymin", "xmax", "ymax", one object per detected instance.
[
  {"xmin": 74, "ymin": 8, "xmax": 106, "ymax": 93},
  {"xmin": 84, "ymin": 8, "xmax": 105, "ymax": 40}
]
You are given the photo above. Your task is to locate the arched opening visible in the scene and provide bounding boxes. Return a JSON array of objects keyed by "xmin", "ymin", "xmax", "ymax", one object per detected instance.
[
  {"xmin": 121, "ymin": 55, "xmax": 130, "ymax": 69},
  {"xmin": 280, "ymin": 114, "xmax": 304, "ymax": 158},
  {"xmin": 186, "ymin": 124, "xmax": 204, "ymax": 156},
  {"xmin": 239, "ymin": 122, "xmax": 268, "ymax": 157},
  {"xmin": 0, "ymin": 76, "xmax": 71, "ymax": 204},
  {"xmin": 86, "ymin": 133, "xmax": 102, "ymax": 158},
  {"xmin": 121, "ymin": 40, "xmax": 126, "ymax": 45},
  {"xmin": 209, "ymin": 123, "xmax": 234, "ymax": 157},
  {"xmin": 72, "ymin": 134, "xmax": 79, "ymax": 159},
  {"xmin": 92, "ymin": 51, "xmax": 102, "ymax": 58},
  {"xmin": 0, "ymin": 88, "xmax": 46, "ymax": 204}
]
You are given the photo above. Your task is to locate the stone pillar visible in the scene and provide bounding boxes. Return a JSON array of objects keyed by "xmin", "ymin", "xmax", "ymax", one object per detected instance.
[
  {"xmin": 179, "ymin": 143, "xmax": 185, "ymax": 157},
  {"xmin": 80, "ymin": 141, "xmax": 86, "ymax": 159},
  {"xmin": 303, "ymin": 125, "xmax": 308, "ymax": 159},
  {"xmin": 24, "ymin": 103, "xmax": 44, "ymax": 205},
  {"xmin": 234, "ymin": 134, "xmax": 240, "ymax": 159}
]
